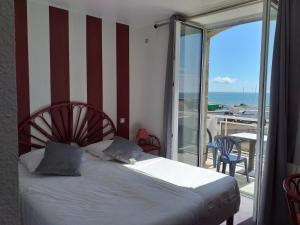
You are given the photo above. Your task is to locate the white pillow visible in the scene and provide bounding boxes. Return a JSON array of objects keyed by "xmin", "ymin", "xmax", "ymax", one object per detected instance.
[
  {"xmin": 19, "ymin": 148, "xmax": 45, "ymax": 173},
  {"xmin": 83, "ymin": 140, "xmax": 113, "ymax": 160}
]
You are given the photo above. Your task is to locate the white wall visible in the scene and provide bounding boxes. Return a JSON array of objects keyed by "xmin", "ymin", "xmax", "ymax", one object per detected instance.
[
  {"xmin": 130, "ymin": 25, "xmax": 169, "ymax": 140},
  {"xmin": 69, "ymin": 10, "xmax": 87, "ymax": 103},
  {"xmin": 27, "ymin": 1, "xmax": 51, "ymax": 114},
  {"xmin": 102, "ymin": 20, "xmax": 117, "ymax": 126}
]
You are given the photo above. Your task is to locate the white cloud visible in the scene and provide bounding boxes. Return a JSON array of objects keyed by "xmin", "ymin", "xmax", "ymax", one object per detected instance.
[{"xmin": 212, "ymin": 76, "xmax": 236, "ymax": 84}]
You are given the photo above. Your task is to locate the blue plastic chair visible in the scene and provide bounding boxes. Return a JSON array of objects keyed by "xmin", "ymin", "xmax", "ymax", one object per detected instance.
[
  {"xmin": 205, "ymin": 128, "xmax": 218, "ymax": 168},
  {"xmin": 215, "ymin": 135, "xmax": 249, "ymax": 182}
]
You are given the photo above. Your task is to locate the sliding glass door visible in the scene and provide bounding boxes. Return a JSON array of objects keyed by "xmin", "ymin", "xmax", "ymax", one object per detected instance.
[{"xmin": 175, "ymin": 23, "xmax": 203, "ymax": 166}]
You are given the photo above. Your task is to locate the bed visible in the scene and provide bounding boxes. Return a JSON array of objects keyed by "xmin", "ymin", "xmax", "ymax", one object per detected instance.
[{"xmin": 18, "ymin": 102, "xmax": 240, "ymax": 225}]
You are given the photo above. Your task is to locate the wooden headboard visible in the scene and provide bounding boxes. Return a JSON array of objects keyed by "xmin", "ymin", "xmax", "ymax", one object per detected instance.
[{"xmin": 18, "ymin": 102, "xmax": 116, "ymax": 155}]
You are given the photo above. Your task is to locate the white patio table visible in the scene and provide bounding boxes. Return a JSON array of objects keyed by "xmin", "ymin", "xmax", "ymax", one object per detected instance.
[{"xmin": 230, "ymin": 132, "xmax": 267, "ymax": 172}]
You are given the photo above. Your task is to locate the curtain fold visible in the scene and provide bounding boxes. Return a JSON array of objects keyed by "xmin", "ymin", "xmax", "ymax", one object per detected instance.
[
  {"xmin": 162, "ymin": 15, "xmax": 182, "ymax": 158},
  {"xmin": 259, "ymin": 0, "xmax": 300, "ymax": 224}
]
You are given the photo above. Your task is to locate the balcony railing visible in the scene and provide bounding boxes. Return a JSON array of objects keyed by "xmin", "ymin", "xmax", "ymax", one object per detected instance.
[{"xmin": 207, "ymin": 114, "xmax": 269, "ymax": 137}]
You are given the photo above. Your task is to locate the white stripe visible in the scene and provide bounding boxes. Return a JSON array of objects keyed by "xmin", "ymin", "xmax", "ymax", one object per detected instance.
[
  {"xmin": 27, "ymin": 1, "xmax": 51, "ymax": 146},
  {"xmin": 27, "ymin": 1, "xmax": 51, "ymax": 114},
  {"xmin": 102, "ymin": 20, "xmax": 117, "ymax": 125},
  {"xmin": 69, "ymin": 11, "xmax": 87, "ymax": 103}
]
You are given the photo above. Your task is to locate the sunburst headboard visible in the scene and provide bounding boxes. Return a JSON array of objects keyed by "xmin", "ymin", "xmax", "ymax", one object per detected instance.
[{"xmin": 18, "ymin": 102, "xmax": 116, "ymax": 155}]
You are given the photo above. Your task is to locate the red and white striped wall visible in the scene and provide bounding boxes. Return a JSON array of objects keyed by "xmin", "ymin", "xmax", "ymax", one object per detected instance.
[{"xmin": 15, "ymin": 0, "xmax": 130, "ymax": 139}]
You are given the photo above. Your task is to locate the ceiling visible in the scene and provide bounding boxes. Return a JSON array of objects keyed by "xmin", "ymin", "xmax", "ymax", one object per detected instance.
[{"xmin": 30, "ymin": 0, "xmax": 256, "ymax": 28}]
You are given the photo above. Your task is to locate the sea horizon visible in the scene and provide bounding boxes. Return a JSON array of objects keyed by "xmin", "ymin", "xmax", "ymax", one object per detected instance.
[{"xmin": 180, "ymin": 91, "xmax": 270, "ymax": 106}]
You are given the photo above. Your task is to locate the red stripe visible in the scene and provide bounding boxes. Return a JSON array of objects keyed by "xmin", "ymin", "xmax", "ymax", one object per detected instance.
[
  {"xmin": 15, "ymin": 0, "xmax": 30, "ymax": 154},
  {"xmin": 86, "ymin": 15, "xmax": 102, "ymax": 111},
  {"xmin": 86, "ymin": 16, "xmax": 103, "ymax": 139},
  {"xmin": 49, "ymin": 7, "xmax": 70, "ymax": 104},
  {"xmin": 49, "ymin": 7, "xmax": 70, "ymax": 142},
  {"xmin": 116, "ymin": 23, "xmax": 130, "ymax": 139}
]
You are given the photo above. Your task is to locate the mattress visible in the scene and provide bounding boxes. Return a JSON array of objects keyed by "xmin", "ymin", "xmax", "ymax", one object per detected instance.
[{"xmin": 19, "ymin": 153, "xmax": 240, "ymax": 225}]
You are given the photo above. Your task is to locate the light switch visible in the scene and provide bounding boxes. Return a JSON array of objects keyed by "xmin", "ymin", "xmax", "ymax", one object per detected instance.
[{"xmin": 120, "ymin": 118, "xmax": 126, "ymax": 124}]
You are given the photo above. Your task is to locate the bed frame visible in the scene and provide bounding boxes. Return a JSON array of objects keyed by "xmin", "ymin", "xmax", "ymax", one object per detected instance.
[{"xmin": 18, "ymin": 102, "xmax": 116, "ymax": 155}]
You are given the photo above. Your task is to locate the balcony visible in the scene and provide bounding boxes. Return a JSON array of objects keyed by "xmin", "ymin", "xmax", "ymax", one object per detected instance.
[{"xmin": 178, "ymin": 110, "xmax": 269, "ymax": 198}]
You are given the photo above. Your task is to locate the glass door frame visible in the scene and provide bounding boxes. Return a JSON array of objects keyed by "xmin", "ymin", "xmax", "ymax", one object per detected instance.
[
  {"xmin": 254, "ymin": 0, "xmax": 278, "ymax": 222},
  {"xmin": 171, "ymin": 21, "xmax": 205, "ymax": 167},
  {"xmin": 198, "ymin": 28, "xmax": 209, "ymax": 167},
  {"xmin": 197, "ymin": 4, "xmax": 267, "ymax": 169}
]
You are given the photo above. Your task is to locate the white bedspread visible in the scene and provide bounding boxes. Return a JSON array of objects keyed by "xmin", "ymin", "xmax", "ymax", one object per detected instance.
[
  {"xmin": 125, "ymin": 154, "xmax": 228, "ymax": 189},
  {"xmin": 19, "ymin": 154, "xmax": 240, "ymax": 225}
]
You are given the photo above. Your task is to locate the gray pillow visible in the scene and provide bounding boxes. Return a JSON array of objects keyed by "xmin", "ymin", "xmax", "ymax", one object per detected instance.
[
  {"xmin": 35, "ymin": 142, "xmax": 83, "ymax": 176},
  {"xmin": 103, "ymin": 136, "xmax": 142, "ymax": 164}
]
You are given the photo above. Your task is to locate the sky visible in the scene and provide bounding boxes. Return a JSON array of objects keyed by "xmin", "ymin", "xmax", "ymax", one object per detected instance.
[
  {"xmin": 209, "ymin": 21, "xmax": 262, "ymax": 93},
  {"xmin": 179, "ymin": 20, "xmax": 277, "ymax": 94},
  {"xmin": 179, "ymin": 21, "xmax": 276, "ymax": 93}
]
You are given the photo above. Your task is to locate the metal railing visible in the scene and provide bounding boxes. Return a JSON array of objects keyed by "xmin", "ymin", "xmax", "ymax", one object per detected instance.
[{"xmin": 207, "ymin": 114, "xmax": 269, "ymax": 137}]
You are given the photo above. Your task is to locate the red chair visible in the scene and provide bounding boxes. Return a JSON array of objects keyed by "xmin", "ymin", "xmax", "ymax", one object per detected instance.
[
  {"xmin": 136, "ymin": 129, "xmax": 161, "ymax": 155},
  {"xmin": 283, "ymin": 174, "xmax": 300, "ymax": 225}
]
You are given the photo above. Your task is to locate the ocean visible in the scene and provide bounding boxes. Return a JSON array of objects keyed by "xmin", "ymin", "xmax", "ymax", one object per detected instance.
[
  {"xmin": 179, "ymin": 92, "xmax": 270, "ymax": 106},
  {"xmin": 208, "ymin": 92, "xmax": 270, "ymax": 106}
]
